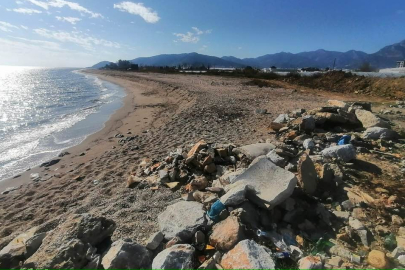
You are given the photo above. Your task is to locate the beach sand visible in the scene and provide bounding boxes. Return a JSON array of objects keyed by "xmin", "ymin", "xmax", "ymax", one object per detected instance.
[{"xmin": 0, "ymin": 70, "xmax": 386, "ymax": 248}]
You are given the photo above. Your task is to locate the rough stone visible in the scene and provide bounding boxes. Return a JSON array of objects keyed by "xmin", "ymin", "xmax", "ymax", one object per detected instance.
[
  {"xmin": 274, "ymin": 114, "xmax": 289, "ymax": 123},
  {"xmin": 209, "ymin": 216, "xmax": 245, "ymax": 251},
  {"xmin": 220, "ymin": 239, "xmax": 275, "ymax": 269},
  {"xmin": 233, "ymin": 143, "xmax": 276, "ymax": 160},
  {"xmin": 363, "ymin": 127, "xmax": 398, "ymax": 140},
  {"xmin": 23, "ymin": 214, "xmax": 116, "ymax": 269},
  {"xmin": 321, "ymin": 144, "xmax": 356, "ymax": 162},
  {"xmin": 0, "ymin": 227, "xmax": 46, "ymax": 269},
  {"xmin": 266, "ymin": 150, "xmax": 287, "ymax": 167},
  {"xmin": 303, "ymin": 139, "xmax": 315, "ymax": 150},
  {"xmin": 333, "ymin": 211, "xmax": 350, "ymax": 221},
  {"xmin": 297, "ymin": 154, "xmax": 317, "ymax": 195},
  {"xmin": 220, "ymin": 182, "xmax": 254, "ymax": 206},
  {"xmin": 368, "ymin": 250, "xmax": 389, "ymax": 269},
  {"xmin": 355, "ymin": 109, "xmax": 390, "ymax": 128},
  {"xmin": 101, "ymin": 240, "xmax": 152, "ymax": 269},
  {"xmin": 392, "ymin": 215, "xmax": 404, "ymax": 226},
  {"xmin": 299, "ymin": 255, "xmax": 323, "ymax": 269},
  {"xmin": 158, "ymin": 201, "xmax": 207, "ymax": 241},
  {"xmin": 232, "ymin": 156, "xmax": 297, "ymax": 208},
  {"xmin": 349, "ymin": 217, "xmax": 365, "ymax": 230},
  {"xmin": 300, "ymin": 115, "xmax": 316, "ymax": 132},
  {"xmin": 328, "ymin": 100, "xmax": 348, "ymax": 109},
  {"xmin": 188, "ymin": 140, "xmax": 207, "ymax": 157},
  {"xmin": 146, "ymin": 232, "xmax": 164, "ymax": 250},
  {"xmin": 152, "ymin": 244, "xmax": 195, "ymax": 269}
]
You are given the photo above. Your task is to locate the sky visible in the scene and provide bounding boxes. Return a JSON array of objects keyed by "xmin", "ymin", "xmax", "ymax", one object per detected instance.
[{"xmin": 0, "ymin": 0, "xmax": 404, "ymax": 67}]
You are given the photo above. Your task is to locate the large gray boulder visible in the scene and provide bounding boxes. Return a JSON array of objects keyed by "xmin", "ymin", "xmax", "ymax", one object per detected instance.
[
  {"xmin": 355, "ymin": 109, "xmax": 390, "ymax": 128},
  {"xmin": 221, "ymin": 239, "xmax": 275, "ymax": 269},
  {"xmin": 101, "ymin": 240, "xmax": 152, "ymax": 269},
  {"xmin": 363, "ymin": 127, "xmax": 399, "ymax": 140},
  {"xmin": 321, "ymin": 144, "xmax": 356, "ymax": 162},
  {"xmin": 231, "ymin": 156, "xmax": 297, "ymax": 208},
  {"xmin": 23, "ymin": 214, "xmax": 116, "ymax": 269},
  {"xmin": 152, "ymin": 244, "xmax": 195, "ymax": 269},
  {"xmin": 0, "ymin": 227, "xmax": 47, "ymax": 269},
  {"xmin": 158, "ymin": 201, "xmax": 207, "ymax": 241},
  {"xmin": 233, "ymin": 143, "xmax": 276, "ymax": 160}
]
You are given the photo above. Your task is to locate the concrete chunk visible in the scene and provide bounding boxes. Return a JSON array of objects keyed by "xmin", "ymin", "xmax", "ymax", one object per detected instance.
[
  {"xmin": 158, "ymin": 201, "xmax": 207, "ymax": 241},
  {"xmin": 231, "ymin": 156, "xmax": 297, "ymax": 208},
  {"xmin": 233, "ymin": 143, "xmax": 276, "ymax": 160}
]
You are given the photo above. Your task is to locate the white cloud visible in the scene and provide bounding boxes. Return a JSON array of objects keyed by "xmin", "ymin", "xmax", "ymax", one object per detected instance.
[
  {"xmin": 34, "ymin": 28, "xmax": 120, "ymax": 50},
  {"xmin": 13, "ymin": 8, "xmax": 42, "ymax": 14},
  {"xmin": 27, "ymin": 0, "xmax": 103, "ymax": 18},
  {"xmin": 199, "ymin": 45, "xmax": 208, "ymax": 51},
  {"xmin": 10, "ymin": 36, "xmax": 64, "ymax": 51},
  {"xmin": 114, "ymin": 2, "xmax": 160, "ymax": 23},
  {"xmin": 0, "ymin": 21, "xmax": 19, "ymax": 32},
  {"xmin": 174, "ymin": 27, "xmax": 212, "ymax": 43},
  {"xmin": 16, "ymin": 0, "xmax": 24, "ymax": 4},
  {"xmin": 56, "ymin": 16, "xmax": 81, "ymax": 25},
  {"xmin": 173, "ymin": 32, "xmax": 199, "ymax": 43},
  {"xmin": 192, "ymin": 27, "xmax": 212, "ymax": 35},
  {"xmin": 20, "ymin": 25, "xmax": 29, "ymax": 30}
]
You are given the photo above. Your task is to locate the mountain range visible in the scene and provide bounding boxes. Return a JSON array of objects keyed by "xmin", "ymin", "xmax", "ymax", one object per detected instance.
[{"xmin": 91, "ymin": 39, "xmax": 405, "ymax": 69}]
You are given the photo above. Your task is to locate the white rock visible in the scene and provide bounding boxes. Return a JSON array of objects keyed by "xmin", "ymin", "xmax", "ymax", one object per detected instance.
[
  {"xmin": 362, "ymin": 127, "xmax": 398, "ymax": 140},
  {"xmin": 266, "ymin": 150, "xmax": 287, "ymax": 167},
  {"xmin": 233, "ymin": 143, "xmax": 276, "ymax": 160},
  {"xmin": 231, "ymin": 156, "xmax": 297, "ymax": 208},
  {"xmin": 152, "ymin": 244, "xmax": 195, "ymax": 269},
  {"xmin": 158, "ymin": 201, "xmax": 207, "ymax": 241},
  {"xmin": 355, "ymin": 109, "xmax": 390, "ymax": 128},
  {"xmin": 274, "ymin": 114, "xmax": 289, "ymax": 123},
  {"xmin": 321, "ymin": 144, "xmax": 356, "ymax": 162}
]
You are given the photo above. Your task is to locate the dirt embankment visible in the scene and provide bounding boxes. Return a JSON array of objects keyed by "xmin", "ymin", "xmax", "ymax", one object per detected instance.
[{"xmin": 253, "ymin": 71, "xmax": 405, "ymax": 100}]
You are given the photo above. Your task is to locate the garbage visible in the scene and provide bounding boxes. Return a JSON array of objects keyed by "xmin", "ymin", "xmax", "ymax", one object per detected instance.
[
  {"xmin": 384, "ymin": 233, "xmax": 398, "ymax": 251},
  {"xmin": 207, "ymin": 200, "xmax": 226, "ymax": 222},
  {"xmin": 273, "ymin": 252, "xmax": 290, "ymax": 259},
  {"xmin": 310, "ymin": 238, "xmax": 334, "ymax": 255},
  {"xmin": 338, "ymin": 135, "xmax": 351, "ymax": 145},
  {"xmin": 257, "ymin": 229, "xmax": 289, "ymax": 251}
]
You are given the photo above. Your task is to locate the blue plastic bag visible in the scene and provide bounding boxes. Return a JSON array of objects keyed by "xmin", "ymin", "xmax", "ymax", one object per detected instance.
[
  {"xmin": 207, "ymin": 200, "xmax": 226, "ymax": 222},
  {"xmin": 338, "ymin": 135, "xmax": 351, "ymax": 145}
]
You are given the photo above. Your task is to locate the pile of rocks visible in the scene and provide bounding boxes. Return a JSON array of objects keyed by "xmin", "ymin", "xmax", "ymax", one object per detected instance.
[{"xmin": 1, "ymin": 99, "xmax": 404, "ymax": 269}]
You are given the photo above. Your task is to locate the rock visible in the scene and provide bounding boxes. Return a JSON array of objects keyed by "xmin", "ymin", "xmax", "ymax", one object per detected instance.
[
  {"xmin": 204, "ymin": 163, "xmax": 217, "ymax": 174},
  {"xmin": 363, "ymin": 127, "xmax": 398, "ymax": 140},
  {"xmin": 368, "ymin": 250, "xmax": 389, "ymax": 269},
  {"xmin": 101, "ymin": 240, "xmax": 152, "ymax": 269},
  {"xmin": 220, "ymin": 239, "xmax": 275, "ymax": 269},
  {"xmin": 127, "ymin": 174, "xmax": 142, "ymax": 188},
  {"xmin": 220, "ymin": 182, "xmax": 253, "ymax": 206},
  {"xmin": 355, "ymin": 109, "xmax": 390, "ymax": 128},
  {"xmin": 158, "ymin": 201, "xmax": 207, "ymax": 241},
  {"xmin": 352, "ymin": 101, "xmax": 372, "ymax": 111},
  {"xmin": 333, "ymin": 211, "xmax": 350, "ymax": 221},
  {"xmin": 319, "ymin": 163, "xmax": 334, "ymax": 183},
  {"xmin": 341, "ymin": 200, "xmax": 354, "ymax": 211},
  {"xmin": 398, "ymin": 255, "xmax": 405, "ymax": 266},
  {"xmin": 392, "ymin": 247, "xmax": 405, "ymax": 259},
  {"xmin": 232, "ymin": 156, "xmax": 297, "ymax": 208},
  {"xmin": 269, "ymin": 121, "xmax": 285, "ymax": 131},
  {"xmin": 299, "ymin": 255, "xmax": 323, "ymax": 269},
  {"xmin": 166, "ymin": 182, "xmax": 180, "ymax": 190},
  {"xmin": 233, "ymin": 201, "xmax": 260, "ymax": 229},
  {"xmin": 328, "ymin": 100, "xmax": 348, "ymax": 109},
  {"xmin": 220, "ymin": 169, "xmax": 246, "ymax": 185},
  {"xmin": 233, "ymin": 143, "xmax": 276, "ymax": 160},
  {"xmin": 330, "ymin": 245, "xmax": 361, "ymax": 264},
  {"xmin": 280, "ymin": 198, "xmax": 296, "ymax": 211},
  {"xmin": 209, "ymin": 216, "xmax": 245, "ymax": 251},
  {"xmin": 321, "ymin": 144, "xmax": 356, "ymax": 162},
  {"xmin": 188, "ymin": 140, "xmax": 207, "ymax": 157},
  {"xmin": 0, "ymin": 227, "xmax": 46, "ymax": 269},
  {"xmin": 349, "ymin": 217, "xmax": 365, "ymax": 230},
  {"xmin": 274, "ymin": 114, "xmax": 289, "ymax": 123},
  {"xmin": 198, "ymin": 252, "xmax": 221, "ymax": 269},
  {"xmin": 300, "ymin": 115, "xmax": 316, "ymax": 132},
  {"xmin": 316, "ymin": 112, "xmax": 347, "ymax": 124},
  {"xmin": 255, "ymin": 108, "xmax": 267, "ymax": 114},
  {"xmin": 152, "ymin": 244, "xmax": 195, "ymax": 269},
  {"xmin": 23, "ymin": 214, "xmax": 116, "ymax": 269},
  {"xmin": 159, "ymin": 170, "xmax": 169, "ymax": 182},
  {"xmin": 146, "ymin": 232, "xmax": 164, "ymax": 250},
  {"xmin": 328, "ymin": 256, "xmax": 343, "ymax": 268},
  {"xmin": 392, "ymin": 215, "xmax": 404, "ymax": 226},
  {"xmin": 297, "ymin": 154, "xmax": 317, "ymax": 195},
  {"xmin": 40, "ymin": 159, "xmax": 61, "ymax": 167},
  {"xmin": 190, "ymin": 176, "xmax": 209, "ymax": 191},
  {"xmin": 266, "ymin": 150, "xmax": 287, "ymax": 167},
  {"xmin": 303, "ymin": 139, "xmax": 315, "ymax": 150},
  {"xmin": 357, "ymin": 229, "xmax": 370, "ymax": 246}
]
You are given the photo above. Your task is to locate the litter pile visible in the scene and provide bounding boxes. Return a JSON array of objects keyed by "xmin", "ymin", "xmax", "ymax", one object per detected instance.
[{"xmin": 1, "ymin": 100, "xmax": 404, "ymax": 269}]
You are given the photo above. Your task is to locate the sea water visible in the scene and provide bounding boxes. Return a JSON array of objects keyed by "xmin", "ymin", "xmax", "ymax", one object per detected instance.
[{"xmin": 0, "ymin": 66, "xmax": 125, "ymax": 181}]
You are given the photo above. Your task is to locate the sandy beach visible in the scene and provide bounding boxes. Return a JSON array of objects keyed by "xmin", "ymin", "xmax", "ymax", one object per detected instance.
[{"xmin": 1, "ymin": 70, "xmax": 402, "ymax": 258}]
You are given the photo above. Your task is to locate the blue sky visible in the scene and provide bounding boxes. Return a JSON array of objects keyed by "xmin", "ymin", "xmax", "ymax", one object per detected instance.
[{"xmin": 0, "ymin": 0, "xmax": 404, "ymax": 67}]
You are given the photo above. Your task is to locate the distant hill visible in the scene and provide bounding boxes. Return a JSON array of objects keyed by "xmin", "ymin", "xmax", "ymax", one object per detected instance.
[
  {"xmin": 93, "ymin": 39, "xmax": 405, "ymax": 69},
  {"xmin": 130, "ymin": 52, "xmax": 244, "ymax": 68},
  {"xmin": 89, "ymin": 61, "xmax": 114, "ymax": 69}
]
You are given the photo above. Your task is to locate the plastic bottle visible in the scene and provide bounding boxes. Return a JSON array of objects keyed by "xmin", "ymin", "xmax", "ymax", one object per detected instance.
[{"xmin": 273, "ymin": 252, "xmax": 291, "ymax": 259}]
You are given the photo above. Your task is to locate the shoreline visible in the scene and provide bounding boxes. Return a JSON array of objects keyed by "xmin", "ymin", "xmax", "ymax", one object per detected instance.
[{"xmin": 0, "ymin": 70, "xmax": 162, "ymax": 192}]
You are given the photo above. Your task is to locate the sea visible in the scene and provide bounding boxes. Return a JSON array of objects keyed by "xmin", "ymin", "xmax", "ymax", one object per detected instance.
[{"xmin": 0, "ymin": 66, "xmax": 125, "ymax": 182}]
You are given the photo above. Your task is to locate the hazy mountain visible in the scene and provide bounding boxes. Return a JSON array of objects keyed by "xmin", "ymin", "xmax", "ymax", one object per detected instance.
[
  {"xmin": 131, "ymin": 52, "xmax": 244, "ymax": 68},
  {"xmin": 90, "ymin": 61, "xmax": 114, "ymax": 69},
  {"xmin": 93, "ymin": 39, "xmax": 405, "ymax": 69}
]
